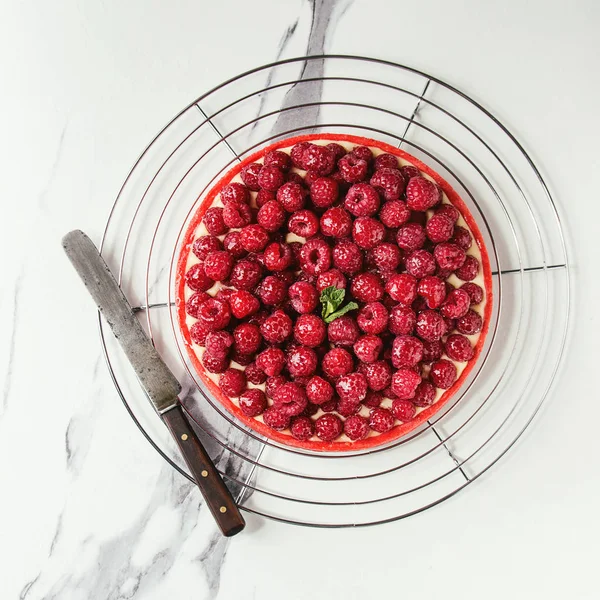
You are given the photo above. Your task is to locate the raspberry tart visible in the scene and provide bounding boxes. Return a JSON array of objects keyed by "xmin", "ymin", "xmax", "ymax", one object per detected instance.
[{"xmin": 176, "ymin": 134, "xmax": 492, "ymax": 452}]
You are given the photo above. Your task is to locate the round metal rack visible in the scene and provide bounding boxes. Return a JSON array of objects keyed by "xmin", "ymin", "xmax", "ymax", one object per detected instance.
[{"xmin": 99, "ymin": 55, "xmax": 570, "ymax": 527}]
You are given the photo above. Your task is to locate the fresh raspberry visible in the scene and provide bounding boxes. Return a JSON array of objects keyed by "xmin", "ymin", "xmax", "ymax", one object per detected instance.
[
  {"xmin": 406, "ymin": 176, "xmax": 442, "ymax": 211},
  {"xmin": 222, "ymin": 231, "xmax": 247, "ymax": 259},
  {"xmin": 258, "ymin": 165, "xmax": 286, "ymax": 191},
  {"xmin": 256, "ymin": 188, "xmax": 276, "ymax": 207},
  {"xmin": 272, "ymin": 382, "xmax": 308, "ymax": 417},
  {"xmin": 338, "ymin": 154, "xmax": 369, "ymax": 183},
  {"xmin": 457, "ymin": 309, "xmax": 483, "ymax": 335},
  {"xmin": 415, "ymin": 310, "xmax": 445, "ymax": 342},
  {"xmin": 322, "ymin": 347, "xmax": 354, "ymax": 378},
  {"xmin": 436, "ymin": 203, "xmax": 460, "ymax": 223},
  {"xmin": 313, "ymin": 413, "xmax": 342, "ymax": 442},
  {"xmin": 400, "ymin": 164, "xmax": 421, "ymax": 180},
  {"xmin": 379, "ymin": 200, "xmax": 411, "ymax": 229},
  {"xmin": 445, "ymin": 334, "xmax": 475, "ymax": 362},
  {"xmin": 320, "ymin": 206, "xmax": 352, "ymax": 238},
  {"xmin": 287, "ymin": 346, "xmax": 318, "ymax": 377},
  {"xmin": 305, "ymin": 376, "xmax": 334, "ymax": 405},
  {"xmin": 386, "ymin": 273, "xmax": 417, "ymax": 305},
  {"xmin": 228, "ymin": 290, "xmax": 259, "ymax": 320},
  {"xmin": 316, "ymin": 269, "xmax": 347, "ymax": 293},
  {"xmin": 231, "ymin": 348, "xmax": 254, "ymax": 366},
  {"xmin": 202, "ymin": 351, "xmax": 229, "ymax": 373},
  {"xmin": 229, "ymin": 259, "xmax": 263, "ymax": 290},
  {"xmin": 396, "ymin": 223, "xmax": 426, "ymax": 251},
  {"xmin": 369, "ymin": 407, "xmax": 395, "ymax": 433},
  {"xmin": 302, "ymin": 144, "xmax": 336, "ymax": 175},
  {"xmin": 275, "ymin": 269, "xmax": 296, "ymax": 286},
  {"xmin": 353, "ymin": 335, "xmax": 383, "ymax": 363},
  {"xmin": 371, "ymin": 243, "xmax": 401, "ymax": 271},
  {"xmin": 263, "ymin": 242, "xmax": 294, "ymax": 272},
  {"xmin": 189, "ymin": 317, "xmax": 210, "ymax": 344},
  {"xmin": 323, "ymin": 142, "xmax": 345, "ymax": 161},
  {"xmin": 455, "ymin": 255, "xmax": 480, "ymax": 281},
  {"xmin": 289, "ymin": 281, "xmax": 319, "ymax": 314},
  {"xmin": 256, "ymin": 347, "xmax": 286, "ymax": 376},
  {"xmin": 356, "ymin": 302, "xmax": 388, "ymax": 334},
  {"xmin": 302, "ymin": 402, "xmax": 320, "ymax": 417},
  {"xmin": 460, "ymin": 282, "xmax": 484, "ymax": 305},
  {"xmin": 221, "ymin": 182, "xmax": 250, "ymax": 205},
  {"xmin": 300, "ymin": 238, "xmax": 331, "ymax": 276},
  {"xmin": 185, "ymin": 292, "xmax": 210, "ymax": 318},
  {"xmin": 443, "ymin": 317, "xmax": 456, "ymax": 336},
  {"xmin": 422, "ymin": 339, "xmax": 443, "ymax": 363},
  {"xmin": 197, "ymin": 298, "xmax": 231, "ymax": 331},
  {"xmin": 362, "ymin": 361, "xmax": 392, "ymax": 391},
  {"xmin": 202, "ymin": 207, "xmax": 227, "ymax": 236},
  {"xmin": 451, "ymin": 225, "xmax": 472, "ymax": 250},
  {"xmin": 391, "ymin": 398, "xmax": 416, "ymax": 421},
  {"xmin": 290, "ymin": 416, "xmax": 315, "ymax": 441},
  {"xmin": 434, "ymin": 243, "xmax": 466, "ymax": 271},
  {"xmin": 350, "ymin": 145, "xmax": 373, "ymax": 163},
  {"xmin": 291, "ymin": 141, "xmax": 311, "ymax": 168},
  {"xmin": 288, "ymin": 210, "xmax": 320, "ymax": 238},
  {"xmin": 239, "ymin": 224, "xmax": 269, "ymax": 253},
  {"xmin": 328, "ymin": 315, "xmax": 360, "ymax": 346},
  {"xmin": 262, "ymin": 406, "xmax": 291, "ymax": 431},
  {"xmin": 245, "ymin": 362, "xmax": 268, "ymax": 385},
  {"xmin": 192, "ymin": 235, "xmax": 222, "ymax": 261},
  {"xmin": 417, "ymin": 276, "xmax": 447, "ymax": 309},
  {"xmin": 344, "ymin": 183, "xmax": 380, "ymax": 217},
  {"xmin": 405, "ymin": 249, "xmax": 436, "ymax": 278},
  {"xmin": 361, "ymin": 391, "xmax": 382, "ymax": 409},
  {"xmin": 392, "ymin": 335, "xmax": 424, "ymax": 368},
  {"xmin": 257, "ymin": 200, "xmax": 286, "ymax": 232},
  {"xmin": 441, "ymin": 289, "xmax": 471, "ymax": 319},
  {"xmin": 391, "ymin": 369, "xmax": 421, "ymax": 399},
  {"xmin": 203, "ymin": 251, "xmax": 234, "ymax": 281},
  {"xmin": 411, "ymin": 380, "xmax": 436, "ymax": 407},
  {"xmin": 372, "ymin": 153, "xmax": 397, "ymax": 170},
  {"xmin": 370, "ymin": 168, "xmax": 406, "ymax": 201},
  {"xmin": 430, "ymin": 359, "xmax": 457, "ymax": 389},
  {"xmin": 219, "ymin": 368, "xmax": 247, "ymax": 397},
  {"xmin": 388, "ymin": 305, "xmax": 416, "ymax": 335},
  {"xmin": 276, "ymin": 181, "xmax": 306, "ymax": 212},
  {"xmin": 264, "ymin": 150, "xmax": 291, "ymax": 171},
  {"xmin": 426, "ymin": 213, "xmax": 455, "ymax": 244},
  {"xmin": 310, "ymin": 177, "xmax": 339, "ymax": 208},
  {"xmin": 260, "ymin": 310, "xmax": 292, "ymax": 344},
  {"xmin": 205, "ymin": 330, "xmax": 234, "ymax": 358},
  {"xmin": 239, "ymin": 163, "xmax": 263, "ymax": 191},
  {"xmin": 256, "ymin": 275, "xmax": 287, "ymax": 306},
  {"xmin": 185, "ymin": 264, "xmax": 213, "ymax": 292},
  {"xmin": 334, "ymin": 398, "xmax": 359, "ymax": 418},
  {"xmin": 215, "ymin": 287, "xmax": 234, "ymax": 304},
  {"xmin": 265, "ymin": 374, "xmax": 288, "ymax": 398},
  {"xmin": 352, "ymin": 217, "xmax": 385, "ymax": 249},
  {"xmin": 294, "ymin": 314, "xmax": 326, "ymax": 347},
  {"xmin": 350, "ymin": 272, "xmax": 384, "ymax": 302},
  {"xmin": 342, "ymin": 415, "xmax": 369, "ymax": 440},
  {"xmin": 223, "ymin": 201, "xmax": 252, "ymax": 229},
  {"xmin": 335, "ymin": 372, "xmax": 368, "ymax": 403},
  {"xmin": 332, "ymin": 240, "xmax": 363, "ymax": 275},
  {"xmin": 239, "ymin": 388, "xmax": 267, "ymax": 417},
  {"xmin": 233, "ymin": 323, "xmax": 262, "ymax": 355}
]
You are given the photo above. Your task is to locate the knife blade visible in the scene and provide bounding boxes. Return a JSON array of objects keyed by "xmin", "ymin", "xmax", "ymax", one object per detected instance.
[{"xmin": 62, "ymin": 229, "xmax": 245, "ymax": 536}]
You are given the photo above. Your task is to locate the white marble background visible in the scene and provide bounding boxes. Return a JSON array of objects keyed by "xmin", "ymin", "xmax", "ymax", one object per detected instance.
[{"xmin": 1, "ymin": 1, "xmax": 599, "ymax": 598}]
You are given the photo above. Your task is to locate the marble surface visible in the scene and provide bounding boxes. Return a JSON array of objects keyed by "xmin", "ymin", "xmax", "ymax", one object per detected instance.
[{"xmin": 1, "ymin": 0, "xmax": 599, "ymax": 598}]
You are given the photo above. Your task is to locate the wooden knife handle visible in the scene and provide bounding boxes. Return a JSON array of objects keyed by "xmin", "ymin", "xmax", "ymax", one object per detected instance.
[{"xmin": 162, "ymin": 405, "xmax": 245, "ymax": 537}]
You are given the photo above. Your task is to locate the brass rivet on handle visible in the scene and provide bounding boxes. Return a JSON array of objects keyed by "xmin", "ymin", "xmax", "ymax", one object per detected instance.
[
  {"xmin": 220, "ymin": 506, "xmax": 227, "ymax": 513},
  {"xmin": 201, "ymin": 470, "xmax": 208, "ymax": 477},
  {"xmin": 181, "ymin": 434, "xmax": 188, "ymax": 441}
]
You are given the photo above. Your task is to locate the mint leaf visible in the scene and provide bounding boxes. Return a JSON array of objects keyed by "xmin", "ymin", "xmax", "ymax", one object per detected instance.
[
  {"xmin": 320, "ymin": 286, "xmax": 346, "ymax": 319},
  {"xmin": 324, "ymin": 301, "xmax": 359, "ymax": 323}
]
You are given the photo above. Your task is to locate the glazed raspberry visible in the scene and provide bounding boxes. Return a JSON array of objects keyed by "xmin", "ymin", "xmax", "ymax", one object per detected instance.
[
  {"xmin": 316, "ymin": 269, "xmax": 347, "ymax": 293},
  {"xmin": 264, "ymin": 150, "xmax": 291, "ymax": 171},
  {"xmin": 223, "ymin": 231, "xmax": 247, "ymax": 259},
  {"xmin": 240, "ymin": 162, "xmax": 263, "ymax": 191},
  {"xmin": 239, "ymin": 388, "xmax": 267, "ymax": 417},
  {"xmin": 392, "ymin": 335, "xmax": 424, "ymax": 368},
  {"xmin": 273, "ymin": 382, "xmax": 308, "ymax": 416},
  {"xmin": 430, "ymin": 359, "xmax": 457, "ymax": 389},
  {"xmin": 344, "ymin": 183, "xmax": 380, "ymax": 216},
  {"xmin": 310, "ymin": 177, "xmax": 339, "ymax": 208},
  {"xmin": 362, "ymin": 361, "xmax": 392, "ymax": 391},
  {"xmin": 441, "ymin": 289, "xmax": 471, "ymax": 319},
  {"xmin": 262, "ymin": 406, "xmax": 291, "ymax": 431},
  {"xmin": 421, "ymin": 339, "xmax": 443, "ymax": 363},
  {"xmin": 434, "ymin": 242, "xmax": 466, "ymax": 271},
  {"xmin": 370, "ymin": 168, "xmax": 406, "ymax": 201},
  {"xmin": 455, "ymin": 255, "xmax": 480, "ymax": 281},
  {"xmin": 197, "ymin": 298, "xmax": 231, "ymax": 331},
  {"xmin": 229, "ymin": 259, "xmax": 263, "ymax": 290},
  {"xmin": 322, "ymin": 347, "xmax": 354, "ymax": 378},
  {"xmin": 352, "ymin": 217, "xmax": 385, "ymax": 249},
  {"xmin": 445, "ymin": 334, "xmax": 475, "ymax": 362},
  {"xmin": 257, "ymin": 275, "xmax": 287, "ymax": 306},
  {"xmin": 255, "ymin": 347, "xmax": 285, "ymax": 377},
  {"xmin": 338, "ymin": 154, "xmax": 369, "ymax": 183},
  {"xmin": 300, "ymin": 238, "xmax": 331, "ymax": 276},
  {"xmin": 357, "ymin": 302, "xmax": 388, "ymax": 334},
  {"xmin": 291, "ymin": 141, "xmax": 311, "ymax": 168},
  {"xmin": 245, "ymin": 362, "xmax": 268, "ymax": 385},
  {"xmin": 315, "ymin": 413, "xmax": 343, "ymax": 441},
  {"xmin": 400, "ymin": 164, "xmax": 421, "ymax": 180},
  {"xmin": 256, "ymin": 188, "xmax": 276, "ymax": 207},
  {"xmin": 336, "ymin": 398, "xmax": 361, "ymax": 418},
  {"xmin": 417, "ymin": 276, "xmax": 447, "ymax": 309},
  {"xmin": 344, "ymin": 414, "xmax": 370, "ymax": 440},
  {"xmin": 379, "ymin": 200, "xmax": 411, "ymax": 229},
  {"xmin": 205, "ymin": 330, "xmax": 234, "ymax": 358},
  {"xmin": 239, "ymin": 224, "xmax": 269, "ymax": 253},
  {"xmin": 202, "ymin": 351, "xmax": 229, "ymax": 373},
  {"xmin": 386, "ymin": 273, "xmax": 417, "ymax": 305},
  {"xmin": 219, "ymin": 368, "xmax": 247, "ymax": 397},
  {"xmin": 289, "ymin": 281, "xmax": 319, "ymax": 314},
  {"xmin": 290, "ymin": 416, "xmax": 315, "ymax": 441},
  {"xmin": 351, "ymin": 145, "xmax": 374, "ymax": 163},
  {"xmin": 202, "ymin": 207, "xmax": 227, "ymax": 236},
  {"xmin": 457, "ymin": 309, "xmax": 483, "ymax": 335},
  {"xmin": 190, "ymin": 319, "xmax": 210, "ymax": 345},
  {"xmin": 192, "ymin": 235, "xmax": 222, "ymax": 261},
  {"xmin": 374, "ymin": 153, "xmax": 399, "ymax": 170},
  {"xmin": 388, "ymin": 305, "xmax": 416, "ymax": 335},
  {"xmin": 185, "ymin": 292, "xmax": 210, "ymax": 319},
  {"xmin": 294, "ymin": 314, "xmax": 326, "ymax": 347},
  {"xmin": 287, "ymin": 346, "xmax": 318, "ymax": 377},
  {"xmin": 257, "ymin": 200, "xmax": 286, "ymax": 232},
  {"xmin": 405, "ymin": 249, "xmax": 436, "ymax": 278},
  {"xmin": 396, "ymin": 223, "xmax": 426, "ymax": 251},
  {"xmin": 233, "ymin": 323, "xmax": 262, "ymax": 355},
  {"xmin": 436, "ymin": 203, "xmax": 460, "ymax": 223},
  {"xmin": 320, "ymin": 206, "xmax": 352, "ymax": 238},
  {"xmin": 371, "ymin": 243, "xmax": 402, "ymax": 270},
  {"xmin": 415, "ymin": 310, "xmax": 445, "ymax": 342},
  {"xmin": 302, "ymin": 144, "xmax": 336, "ymax": 175},
  {"xmin": 406, "ymin": 176, "xmax": 442, "ymax": 211},
  {"xmin": 328, "ymin": 315, "xmax": 360, "ymax": 346},
  {"xmin": 265, "ymin": 374, "xmax": 288, "ymax": 398},
  {"xmin": 228, "ymin": 290, "xmax": 259, "ymax": 320},
  {"xmin": 306, "ymin": 375, "xmax": 334, "ymax": 404},
  {"xmin": 288, "ymin": 210, "xmax": 320, "ymax": 238},
  {"xmin": 260, "ymin": 310, "xmax": 292, "ymax": 344},
  {"xmin": 369, "ymin": 407, "xmax": 395, "ymax": 433},
  {"xmin": 353, "ymin": 335, "xmax": 383, "ymax": 363},
  {"xmin": 391, "ymin": 398, "xmax": 416, "ymax": 421},
  {"xmin": 391, "ymin": 369, "xmax": 421, "ymax": 399},
  {"xmin": 335, "ymin": 372, "xmax": 368, "ymax": 403},
  {"xmin": 185, "ymin": 264, "xmax": 213, "ymax": 292},
  {"xmin": 221, "ymin": 182, "xmax": 250, "ymax": 205},
  {"xmin": 460, "ymin": 282, "xmax": 484, "ymax": 305},
  {"xmin": 350, "ymin": 272, "xmax": 384, "ymax": 302},
  {"xmin": 258, "ymin": 165, "xmax": 286, "ymax": 191},
  {"xmin": 426, "ymin": 213, "xmax": 455, "ymax": 244},
  {"xmin": 203, "ymin": 250, "xmax": 234, "ymax": 281},
  {"xmin": 223, "ymin": 201, "xmax": 252, "ymax": 228},
  {"xmin": 451, "ymin": 225, "xmax": 472, "ymax": 250},
  {"xmin": 412, "ymin": 380, "xmax": 436, "ymax": 407},
  {"xmin": 276, "ymin": 181, "xmax": 307, "ymax": 212},
  {"xmin": 332, "ymin": 240, "xmax": 363, "ymax": 275},
  {"xmin": 263, "ymin": 242, "xmax": 294, "ymax": 272}
]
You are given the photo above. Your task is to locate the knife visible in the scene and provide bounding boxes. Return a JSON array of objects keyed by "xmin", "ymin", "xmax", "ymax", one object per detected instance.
[{"xmin": 62, "ymin": 229, "xmax": 245, "ymax": 537}]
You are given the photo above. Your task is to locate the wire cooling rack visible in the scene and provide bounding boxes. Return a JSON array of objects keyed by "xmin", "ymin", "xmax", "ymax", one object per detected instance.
[{"xmin": 98, "ymin": 55, "xmax": 570, "ymax": 527}]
